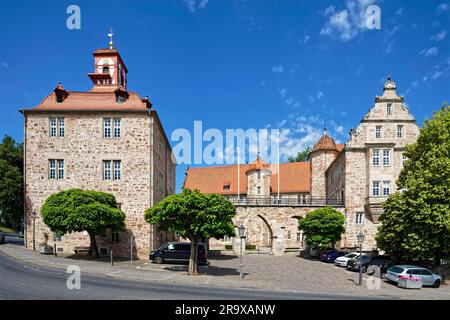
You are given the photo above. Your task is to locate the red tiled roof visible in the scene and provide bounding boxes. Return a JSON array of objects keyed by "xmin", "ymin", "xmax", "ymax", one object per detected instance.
[
  {"xmin": 184, "ymin": 161, "xmax": 311, "ymax": 195},
  {"xmin": 312, "ymin": 134, "xmax": 338, "ymax": 152},
  {"xmin": 25, "ymin": 90, "xmax": 150, "ymax": 112}
]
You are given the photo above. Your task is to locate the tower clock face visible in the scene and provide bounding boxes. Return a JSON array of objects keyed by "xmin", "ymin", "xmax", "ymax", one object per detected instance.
[{"xmin": 385, "ymin": 81, "xmax": 395, "ymax": 89}]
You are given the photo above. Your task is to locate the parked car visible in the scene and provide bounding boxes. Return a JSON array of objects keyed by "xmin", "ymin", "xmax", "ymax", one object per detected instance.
[
  {"xmin": 0, "ymin": 232, "xmax": 4, "ymax": 244},
  {"xmin": 366, "ymin": 255, "xmax": 395, "ymax": 276},
  {"xmin": 334, "ymin": 252, "xmax": 361, "ymax": 267},
  {"xmin": 346, "ymin": 255, "xmax": 371, "ymax": 272},
  {"xmin": 149, "ymin": 242, "xmax": 208, "ymax": 265},
  {"xmin": 385, "ymin": 265, "xmax": 442, "ymax": 288},
  {"xmin": 321, "ymin": 250, "xmax": 347, "ymax": 263}
]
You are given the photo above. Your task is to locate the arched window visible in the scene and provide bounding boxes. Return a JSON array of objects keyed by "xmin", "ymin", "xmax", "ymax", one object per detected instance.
[{"xmin": 103, "ymin": 66, "xmax": 109, "ymax": 74}]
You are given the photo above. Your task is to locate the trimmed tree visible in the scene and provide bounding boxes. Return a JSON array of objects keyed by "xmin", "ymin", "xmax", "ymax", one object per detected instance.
[
  {"xmin": 0, "ymin": 135, "xmax": 23, "ymax": 229},
  {"xmin": 376, "ymin": 104, "xmax": 450, "ymax": 265},
  {"xmin": 298, "ymin": 206, "xmax": 345, "ymax": 249},
  {"xmin": 41, "ymin": 188, "xmax": 125, "ymax": 257},
  {"xmin": 145, "ymin": 189, "xmax": 236, "ymax": 275}
]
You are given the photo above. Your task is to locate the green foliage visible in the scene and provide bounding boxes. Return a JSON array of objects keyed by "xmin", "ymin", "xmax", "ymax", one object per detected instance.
[
  {"xmin": 145, "ymin": 189, "xmax": 236, "ymax": 240},
  {"xmin": 377, "ymin": 104, "xmax": 450, "ymax": 264},
  {"xmin": 0, "ymin": 135, "xmax": 23, "ymax": 229},
  {"xmin": 298, "ymin": 206, "xmax": 345, "ymax": 249},
  {"xmin": 288, "ymin": 147, "xmax": 311, "ymax": 162},
  {"xmin": 41, "ymin": 189, "xmax": 125, "ymax": 238},
  {"xmin": 224, "ymin": 244, "xmax": 233, "ymax": 250},
  {"xmin": 245, "ymin": 244, "xmax": 256, "ymax": 250}
]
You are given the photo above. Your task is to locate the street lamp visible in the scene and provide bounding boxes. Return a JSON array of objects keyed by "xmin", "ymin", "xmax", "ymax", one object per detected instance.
[
  {"xmin": 238, "ymin": 224, "xmax": 246, "ymax": 279},
  {"xmin": 31, "ymin": 210, "xmax": 37, "ymax": 251},
  {"xmin": 357, "ymin": 231, "xmax": 365, "ymax": 286}
]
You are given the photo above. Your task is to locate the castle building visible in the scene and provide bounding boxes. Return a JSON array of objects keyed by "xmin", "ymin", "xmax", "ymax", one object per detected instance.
[
  {"xmin": 184, "ymin": 78, "xmax": 420, "ymax": 253},
  {"xmin": 20, "ymin": 41, "xmax": 176, "ymax": 259}
]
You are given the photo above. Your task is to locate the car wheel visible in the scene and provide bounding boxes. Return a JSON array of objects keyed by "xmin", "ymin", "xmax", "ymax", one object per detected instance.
[
  {"xmin": 433, "ymin": 280, "xmax": 441, "ymax": 288},
  {"xmin": 362, "ymin": 266, "xmax": 367, "ymax": 273},
  {"xmin": 154, "ymin": 256, "xmax": 164, "ymax": 264}
]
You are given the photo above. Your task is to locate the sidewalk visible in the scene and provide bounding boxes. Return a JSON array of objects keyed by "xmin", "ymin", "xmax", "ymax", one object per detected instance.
[
  {"xmin": 0, "ymin": 244, "xmax": 258, "ymax": 290},
  {"xmin": 1, "ymin": 244, "xmax": 449, "ymax": 299}
]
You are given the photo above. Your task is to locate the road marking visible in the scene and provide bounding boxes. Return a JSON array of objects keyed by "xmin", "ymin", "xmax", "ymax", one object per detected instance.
[{"xmin": 161, "ymin": 273, "xmax": 177, "ymax": 281}]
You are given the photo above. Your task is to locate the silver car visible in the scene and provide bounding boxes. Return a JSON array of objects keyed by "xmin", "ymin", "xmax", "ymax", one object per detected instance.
[{"xmin": 385, "ymin": 265, "xmax": 442, "ymax": 288}]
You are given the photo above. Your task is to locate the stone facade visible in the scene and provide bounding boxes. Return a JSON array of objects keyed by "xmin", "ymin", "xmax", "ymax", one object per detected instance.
[
  {"xmin": 198, "ymin": 78, "xmax": 420, "ymax": 254},
  {"xmin": 22, "ymin": 46, "xmax": 176, "ymax": 259}
]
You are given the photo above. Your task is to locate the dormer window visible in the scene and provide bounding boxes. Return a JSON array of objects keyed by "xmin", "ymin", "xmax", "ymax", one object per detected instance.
[
  {"xmin": 115, "ymin": 86, "xmax": 128, "ymax": 104},
  {"xmin": 116, "ymin": 95, "xmax": 126, "ymax": 103},
  {"xmin": 54, "ymin": 83, "xmax": 67, "ymax": 103},
  {"xmin": 103, "ymin": 66, "xmax": 110, "ymax": 74}
]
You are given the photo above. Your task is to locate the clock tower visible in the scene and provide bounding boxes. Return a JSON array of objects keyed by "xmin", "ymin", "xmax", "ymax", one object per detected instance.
[{"xmin": 88, "ymin": 31, "xmax": 128, "ymax": 92}]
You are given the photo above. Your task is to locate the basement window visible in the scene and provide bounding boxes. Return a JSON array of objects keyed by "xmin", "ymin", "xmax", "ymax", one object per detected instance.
[{"xmin": 223, "ymin": 183, "xmax": 230, "ymax": 190}]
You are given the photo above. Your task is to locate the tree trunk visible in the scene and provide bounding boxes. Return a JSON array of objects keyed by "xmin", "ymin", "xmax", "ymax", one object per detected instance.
[
  {"xmin": 89, "ymin": 232, "xmax": 100, "ymax": 258},
  {"xmin": 188, "ymin": 237, "xmax": 199, "ymax": 275}
]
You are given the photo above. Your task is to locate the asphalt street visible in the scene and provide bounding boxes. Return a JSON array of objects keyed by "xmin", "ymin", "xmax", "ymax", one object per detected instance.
[{"xmin": 0, "ymin": 236, "xmax": 379, "ymax": 300}]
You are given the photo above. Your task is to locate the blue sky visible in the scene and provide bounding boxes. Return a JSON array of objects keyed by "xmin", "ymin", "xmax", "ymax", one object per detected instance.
[{"xmin": 0, "ymin": 0, "xmax": 449, "ymax": 192}]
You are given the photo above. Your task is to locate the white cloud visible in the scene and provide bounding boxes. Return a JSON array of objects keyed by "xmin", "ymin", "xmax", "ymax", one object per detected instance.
[
  {"xmin": 356, "ymin": 64, "xmax": 365, "ymax": 75},
  {"xmin": 319, "ymin": 0, "xmax": 376, "ymax": 42},
  {"xmin": 299, "ymin": 34, "xmax": 310, "ymax": 45},
  {"xmin": 317, "ymin": 91, "xmax": 324, "ymax": 99},
  {"xmin": 432, "ymin": 71, "xmax": 443, "ymax": 80},
  {"xmin": 447, "ymin": 57, "xmax": 450, "ymax": 65},
  {"xmin": 406, "ymin": 80, "xmax": 418, "ymax": 94},
  {"xmin": 272, "ymin": 65, "xmax": 284, "ymax": 74},
  {"xmin": 422, "ymin": 76, "xmax": 429, "ymax": 83},
  {"xmin": 437, "ymin": 3, "xmax": 449, "ymax": 14},
  {"xmin": 270, "ymin": 114, "xmax": 346, "ymax": 161},
  {"xmin": 431, "ymin": 30, "xmax": 447, "ymax": 41},
  {"xmin": 1, "ymin": 62, "xmax": 9, "ymax": 69},
  {"xmin": 420, "ymin": 46, "xmax": 439, "ymax": 57},
  {"xmin": 183, "ymin": 0, "xmax": 209, "ymax": 12},
  {"xmin": 395, "ymin": 8, "xmax": 403, "ymax": 16}
]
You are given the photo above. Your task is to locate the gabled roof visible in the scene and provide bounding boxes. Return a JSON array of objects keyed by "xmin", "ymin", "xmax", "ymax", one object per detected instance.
[{"xmin": 184, "ymin": 161, "xmax": 311, "ymax": 195}]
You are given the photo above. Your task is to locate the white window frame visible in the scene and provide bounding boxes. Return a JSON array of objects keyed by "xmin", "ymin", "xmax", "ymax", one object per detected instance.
[
  {"xmin": 49, "ymin": 160, "xmax": 56, "ymax": 179},
  {"xmin": 372, "ymin": 149, "xmax": 380, "ymax": 166},
  {"xmin": 49, "ymin": 159, "xmax": 63, "ymax": 180},
  {"xmin": 104, "ymin": 118, "xmax": 111, "ymax": 138},
  {"xmin": 57, "ymin": 160, "xmax": 64, "ymax": 180},
  {"xmin": 58, "ymin": 118, "xmax": 65, "ymax": 137},
  {"xmin": 387, "ymin": 103, "xmax": 392, "ymax": 115},
  {"xmin": 383, "ymin": 149, "xmax": 391, "ymax": 166},
  {"xmin": 372, "ymin": 181, "xmax": 380, "ymax": 196},
  {"xmin": 401, "ymin": 154, "xmax": 407, "ymax": 166},
  {"xmin": 103, "ymin": 161, "xmax": 112, "ymax": 180},
  {"xmin": 356, "ymin": 212, "xmax": 364, "ymax": 225},
  {"xmin": 383, "ymin": 181, "xmax": 391, "ymax": 196},
  {"xmin": 50, "ymin": 118, "xmax": 57, "ymax": 137},
  {"xmin": 113, "ymin": 118, "xmax": 121, "ymax": 138},
  {"xmin": 397, "ymin": 125, "xmax": 403, "ymax": 138},
  {"xmin": 113, "ymin": 160, "xmax": 121, "ymax": 180},
  {"xmin": 375, "ymin": 126, "xmax": 382, "ymax": 139}
]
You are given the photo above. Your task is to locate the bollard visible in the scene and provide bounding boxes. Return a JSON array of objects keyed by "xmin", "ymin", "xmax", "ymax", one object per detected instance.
[
  {"xmin": 110, "ymin": 249, "xmax": 113, "ymax": 266},
  {"xmin": 130, "ymin": 235, "xmax": 133, "ymax": 265},
  {"xmin": 54, "ymin": 243, "xmax": 57, "ymax": 257}
]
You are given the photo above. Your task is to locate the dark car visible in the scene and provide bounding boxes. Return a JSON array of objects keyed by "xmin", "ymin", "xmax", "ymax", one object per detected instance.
[
  {"xmin": 346, "ymin": 255, "xmax": 371, "ymax": 272},
  {"xmin": 320, "ymin": 250, "xmax": 347, "ymax": 263},
  {"xmin": 366, "ymin": 255, "xmax": 395, "ymax": 276},
  {"xmin": 149, "ymin": 242, "xmax": 208, "ymax": 265}
]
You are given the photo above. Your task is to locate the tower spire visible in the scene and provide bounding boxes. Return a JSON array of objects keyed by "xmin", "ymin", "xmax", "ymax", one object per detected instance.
[{"xmin": 107, "ymin": 29, "xmax": 114, "ymax": 49}]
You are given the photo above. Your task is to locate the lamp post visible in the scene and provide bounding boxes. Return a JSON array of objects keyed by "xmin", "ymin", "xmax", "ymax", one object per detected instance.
[
  {"xmin": 238, "ymin": 224, "xmax": 246, "ymax": 279},
  {"xmin": 357, "ymin": 231, "xmax": 365, "ymax": 286},
  {"xmin": 31, "ymin": 210, "xmax": 37, "ymax": 251}
]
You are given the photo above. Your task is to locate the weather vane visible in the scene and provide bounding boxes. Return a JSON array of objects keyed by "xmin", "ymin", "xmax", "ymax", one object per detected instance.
[{"xmin": 108, "ymin": 29, "xmax": 114, "ymax": 49}]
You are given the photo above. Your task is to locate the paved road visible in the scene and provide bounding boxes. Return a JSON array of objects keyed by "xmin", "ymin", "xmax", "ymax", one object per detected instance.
[{"xmin": 0, "ymin": 250, "xmax": 380, "ymax": 300}]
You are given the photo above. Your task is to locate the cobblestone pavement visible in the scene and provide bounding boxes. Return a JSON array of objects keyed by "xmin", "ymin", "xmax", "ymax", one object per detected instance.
[{"xmin": 129, "ymin": 252, "xmax": 450, "ymax": 299}]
